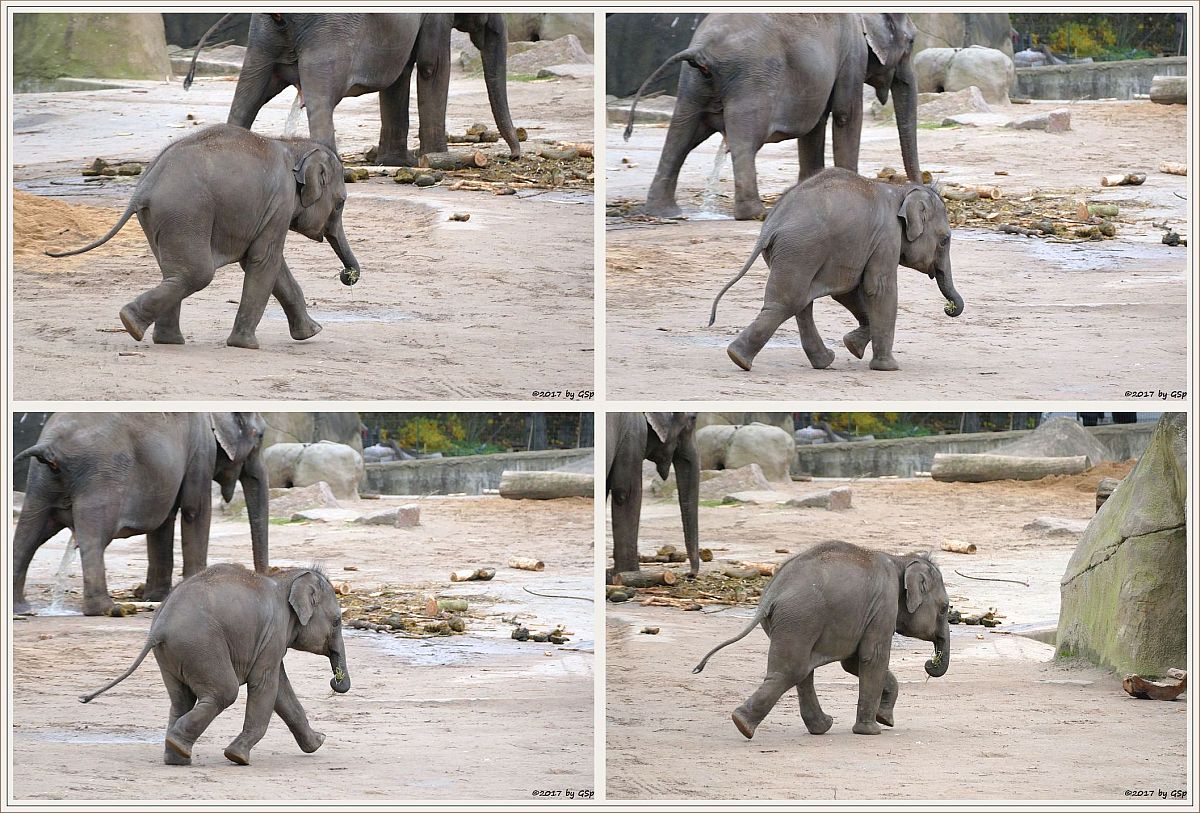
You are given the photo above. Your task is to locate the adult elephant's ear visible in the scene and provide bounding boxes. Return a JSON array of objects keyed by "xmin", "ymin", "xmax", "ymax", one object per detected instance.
[
  {"xmin": 211, "ymin": 412, "xmax": 260, "ymax": 464},
  {"xmin": 645, "ymin": 412, "xmax": 674, "ymax": 444},
  {"xmin": 862, "ymin": 14, "xmax": 908, "ymax": 104},
  {"xmin": 289, "ymin": 571, "xmax": 320, "ymax": 626},
  {"xmin": 903, "ymin": 560, "xmax": 929, "ymax": 613},
  {"xmin": 294, "ymin": 147, "xmax": 327, "ymax": 208}
]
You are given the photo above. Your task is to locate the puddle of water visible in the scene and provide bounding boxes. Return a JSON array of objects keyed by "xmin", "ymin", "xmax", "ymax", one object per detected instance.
[{"xmin": 22, "ymin": 730, "xmax": 160, "ymax": 744}]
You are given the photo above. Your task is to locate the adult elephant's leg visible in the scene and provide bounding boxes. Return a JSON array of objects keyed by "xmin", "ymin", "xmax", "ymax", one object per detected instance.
[
  {"xmin": 833, "ymin": 286, "xmax": 871, "ymax": 359},
  {"xmin": 143, "ymin": 510, "xmax": 177, "ymax": 602},
  {"xmin": 179, "ymin": 467, "xmax": 212, "ymax": 580},
  {"xmin": 723, "ymin": 102, "xmax": 770, "ymax": 220},
  {"xmin": 12, "ymin": 503, "xmax": 65, "ymax": 613},
  {"xmin": 796, "ymin": 115, "xmax": 829, "ymax": 184},
  {"xmin": 829, "ymin": 79, "xmax": 864, "ymax": 173},
  {"xmin": 120, "ymin": 233, "xmax": 215, "ymax": 343},
  {"xmin": 795, "ymin": 672, "xmax": 833, "ymax": 734},
  {"xmin": 160, "ymin": 669, "xmax": 197, "ymax": 765},
  {"xmin": 228, "ymin": 246, "xmax": 284, "ymax": 350},
  {"xmin": 227, "ymin": 59, "xmax": 290, "ymax": 131},
  {"xmin": 841, "ymin": 654, "xmax": 898, "ymax": 727},
  {"xmin": 609, "ymin": 466, "xmax": 642, "ymax": 575},
  {"xmin": 414, "ymin": 27, "xmax": 450, "ymax": 157},
  {"xmin": 272, "ymin": 259, "xmax": 322, "ymax": 341},
  {"xmin": 224, "ymin": 665, "xmax": 280, "ymax": 765},
  {"xmin": 644, "ymin": 100, "xmax": 717, "ymax": 218},
  {"xmin": 862, "ymin": 256, "xmax": 900, "ymax": 371},
  {"xmin": 795, "ymin": 302, "xmax": 835, "ymax": 369},
  {"xmin": 274, "ymin": 664, "xmax": 326, "ymax": 753},
  {"xmin": 167, "ymin": 663, "xmax": 239, "ymax": 760},
  {"xmin": 732, "ymin": 640, "xmax": 797, "ymax": 739},
  {"xmin": 376, "ymin": 67, "xmax": 418, "ymax": 166}
]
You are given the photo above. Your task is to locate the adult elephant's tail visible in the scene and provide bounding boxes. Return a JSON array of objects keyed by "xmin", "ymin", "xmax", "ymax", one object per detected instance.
[
  {"xmin": 623, "ymin": 48, "xmax": 704, "ymax": 141},
  {"xmin": 692, "ymin": 605, "xmax": 768, "ymax": 674},
  {"xmin": 708, "ymin": 232, "xmax": 769, "ymax": 326},
  {"xmin": 44, "ymin": 199, "xmax": 139, "ymax": 258},
  {"xmin": 182, "ymin": 13, "xmax": 236, "ymax": 90},
  {"xmin": 79, "ymin": 637, "xmax": 158, "ymax": 703}
]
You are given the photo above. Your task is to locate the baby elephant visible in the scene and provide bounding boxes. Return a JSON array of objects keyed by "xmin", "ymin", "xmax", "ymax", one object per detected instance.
[
  {"xmin": 81, "ymin": 564, "xmax": 351, "ymax": 766},
  {"xmin": 47, "ymin": 124, "xmax": 362, "ymax": 349},
  {"xmin": 709, "ymin": 167, "xmax": 964, "ymax": 372},
  {"xmin": 693, "ymin": 540, "xmax": 950, "ymax": 740}
]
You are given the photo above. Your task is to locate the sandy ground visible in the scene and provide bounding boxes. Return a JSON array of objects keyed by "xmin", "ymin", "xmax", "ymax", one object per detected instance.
[
  {"xmin": 10, "ymin": 494, "xmax": 594, "ymax": 801},
  {"xmin": 606, "ymin": 101, "xmax": 1189, "ymax": 400},
  {"xmin": 10, "ymin": 73, "xmax": 594, "ymax": 401},
  {"xmin": 605, "ymin": 466, "xmax": 1191, "ymax": 801}
]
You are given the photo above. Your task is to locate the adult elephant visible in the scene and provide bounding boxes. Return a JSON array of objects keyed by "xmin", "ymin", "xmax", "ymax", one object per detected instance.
[
  {"xmin": 12, "ymin": 413, "xmax": 269, "ymax": 617},
  {"xmin": 625, "ymin": 13, "xmax": 920, "ymax": 220},
  {"xmin": 606, "ymin": 412, "xmax": 700, "ymax": 579},
  {"xmin": 189, "ymin": 13, "xmax": 520, "ymax": 165}
]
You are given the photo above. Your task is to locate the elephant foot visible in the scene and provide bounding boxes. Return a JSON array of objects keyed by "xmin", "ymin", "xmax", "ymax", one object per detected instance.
[
  {"xmin": 843, "ymin": 327, "xmax": 870, "ymax": 359},
  {"xmin": 13, "ymin": 597, "xmax": 32, "ymax": 614},
  {"xmin": 643, "ymin": 198, "xmax": 683, "ymax": 219},
  {"xmin": 727, "ymin": 343, "xmax": 754, "ymax": 372},
  {"xmin": 868, "ymin": 355, "xmax": 900, "ymax": 372},
  {"xmin": 82, "ymin": 596, "xmax": 116, "ymax": 617},
  {"xmin": 734, "ymin": 200, "xmax": 767, "ymax": 221},
  {"xmin": 141, "ymin": 583, "xmax": 170, "ymax": 602},
  {"xmin": 731, "ymin": 708, "xmax": 758, "ymax": 740},
  {"xmin": 289, "ymin": 318, "xmax": 322, "ymax": 342},
  {"xmin": 223, "ymin": 745, "xmax": 251, "ymax": 766},
  {"xmin": 226, "ymin": 332, "xmax": 260, "ymax": 350},
  {"xmin": 804, "ymin": 713, "xmax": 834, "ymax": 735},
  {"xmin": 165, "ymin": 733, "xmax": 193, "ymax": 761},
  {"xmin": 296, "ymin": 730, "xmax": 326, "ymax": 754},
  {"xmin": 876, "ymin": 709, "xmax": 895, "ymax": 728},
  {"xmin": 118, "ymin": 304, "xmax": 150, "ymax": 342},
  {"xmin": 374, "ymin": 150, "xmax": 418, "ymax": 168},
  {"xmin": 152, "ymin": 324, "xmax": 185, "ymax": 345},
  {"xmin": 852, "ymin": 720, "xmax": 882, "ymax": 735},
  {"xmin": 807, "ymin": 345, "xmax": 835, "ymax": 370},
  {"xmin": 163, "ymin": 745, "xmax": 192, "ymax": 766}
]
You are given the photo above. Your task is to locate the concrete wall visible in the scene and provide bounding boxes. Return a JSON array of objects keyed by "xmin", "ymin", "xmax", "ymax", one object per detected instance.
[
  {"xmin": 365, "ymin": 448, "xmax": 594, "ymax": 495},
  {"xmin": 795, "ymin": 424, "xmax": 1155, "ymax": 478},
  {"xmin": 1015, "ymin": 56, "xmax": 1186, "ymax": 100}
]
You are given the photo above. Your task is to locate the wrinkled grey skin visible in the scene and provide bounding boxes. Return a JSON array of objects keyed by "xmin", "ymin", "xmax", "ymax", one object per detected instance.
[
  {"xmin": 12, "ymin": 413, "xmax": 269, "ymax": 617},
  {"xmin": 80, "ymin": 564, "xmax": 351, "ymax": 766},
  {"xmin": 694, "ymin": 540, "xmax": 950, "ymax": 739},
  {"xmin": 625, "ymin": 13, "xmax": 920, "ymax": 221},
  {"xmin": 212, "ymin": 13, "xmax": 520, "ymax": 165},
  {"xmin": 46, "ymin": 124, "xmax": 358, "ymax": 349},
  {"xmin": 710, "ymin": 167, "xmax": 963, "ymax": 373},
  {"xmin": 606, "ymin": 412, "xmax": 701, "ymax": 578}
]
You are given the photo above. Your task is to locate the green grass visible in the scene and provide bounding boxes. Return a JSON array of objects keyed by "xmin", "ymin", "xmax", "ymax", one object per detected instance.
[
  {"xmin": 698, "ymin": 499, "xmax": 726, "ymax": 508},
  {"xmin": 918, "ymin": 122, "xmax": 958, "ymax": 130},
  {"xmin": 507, "ymin": 73, "xmax": 552, "ymax": 83},
  {"xmin": 269, "ymin": 517, "xmax": 306, "ymax": 526}
]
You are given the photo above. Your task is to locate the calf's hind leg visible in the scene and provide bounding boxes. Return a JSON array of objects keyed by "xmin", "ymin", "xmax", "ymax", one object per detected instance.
[
  {"xmin": 794, "ymin": 303, "xmax": 835, "ymax": 369},
  {"xmin": 159, "ymin": 670, "xmax": 197, "ymax": 765},
  {"xmin": 120, "ymin": 231, "xmax": 216, "ymax": 343},
  {"xmin": 833, "ymin": 286, "xmax": 871, "ymax": 359},
  {"xmin": 731, "ymin": 640, "xmax": 803, "ymax": 739}
]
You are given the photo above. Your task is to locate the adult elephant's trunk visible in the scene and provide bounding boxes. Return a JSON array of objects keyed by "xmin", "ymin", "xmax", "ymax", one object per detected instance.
[
  {"xmin": 475, "ymin": 16, "xmax": 521, "ymax": 159},
  {"xmin": 891, "ymin": 58, "xmax": 921, "ymax": 184},
  {"xmin": 924, "ymin": 621, "xmax": 951, "ymax": 678},
  {"xmin": 674, "ymin": 441, "xmax": 702, "ymax": 577},
  {"xmin": 326, "ymin": 216, "xmax": 361, "ymax": 287},
  {"xmin": 239, "ymin": 453, "xmax": 270, "ymax": 573},
  {"xmin": 935, "ymin": 256, "xmax": 964, "ymax": 318}
]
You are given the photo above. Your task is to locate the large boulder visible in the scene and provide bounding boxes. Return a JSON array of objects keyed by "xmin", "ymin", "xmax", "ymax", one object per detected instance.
[
  {"xmin": 262, "ymin": 441, "xmax": 364, "ymax": 500},
  {"xmin": 1056, "ymin": 414, "xmax": 1187, "ymax": 676},
  {"xmin": 505, "ymin": 13, "xmax": 594, "ymax": 52},
  {"xmin": 910, "ymin": 13, "xmax": 1014, "ymax": 59},
  {"xmin": 994, "ymin": 416, "xmax": 1110, "ymax": 467},
  {"xmin": 695, "ymin": 412, "xmax": 794, "ymax": 435},
  {"xmin": 914, "ymin": 45, "xmax": 1015, "ymax": 104},
  {"xmin": 696, "ymin": 423, "xmax": 794, "ymax": 482},
  {"xmin": 13, "ymin": 13, "xmax": 171, "ymax": 84},
  {"xmin": 261, "ymin": 412, "xmax": 364, "ymax": 456}
]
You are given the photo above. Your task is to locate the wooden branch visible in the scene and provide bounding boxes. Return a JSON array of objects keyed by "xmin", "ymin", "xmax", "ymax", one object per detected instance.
[
  {"xmin": 931, "ymin": 453, "xmax": 1088, "ymax": 482},
  {"xmin": 499, "ymin": 470, "xmax": 594, "ymax": 500}
]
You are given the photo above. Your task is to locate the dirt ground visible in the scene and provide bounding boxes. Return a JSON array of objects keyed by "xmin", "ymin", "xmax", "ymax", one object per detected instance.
[
  {"xmin": 10, "ymin": 73, "xmax": 594, "ymax": 400},
  {"xmin": 605, "ymin": 465, "xmax": 1191, "ymax": 801},
  {"xmin": 10, "ymin": 494, "xmax": 594, "ymax": 801},
  {"xmin": 606, "ymin": 101, "xmax": 1189, "ymax": 400}
]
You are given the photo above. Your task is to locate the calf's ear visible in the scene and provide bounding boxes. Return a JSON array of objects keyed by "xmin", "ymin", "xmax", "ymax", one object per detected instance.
[
  {"xmin": 903, "ymin": 561, "xmax": 928, "ymax": 613},
  {"xmin": 293, "ymin": 148, "xmax": 327, "ymax": 209},
  {"xmin": 898, "ymin": 188, "xmax": 930, "ymax": 242},
  {"xmin": 289, "ymin": 571, "xmax": 320, "ymax": 625}
]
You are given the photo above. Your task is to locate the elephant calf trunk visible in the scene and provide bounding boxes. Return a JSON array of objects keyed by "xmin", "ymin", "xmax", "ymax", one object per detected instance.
[
  {"xmin": 329, "ymin": 651, "xmax": 351, "ymax": 693},
  {"xmin": 924, "ymin": 634, "xmax": 950, "ymax": 678}
]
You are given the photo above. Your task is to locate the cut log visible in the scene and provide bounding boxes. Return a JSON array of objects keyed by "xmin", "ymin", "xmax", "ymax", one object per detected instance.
[
  {"xmin": 1100, "ymin": 172, "xmax": 1146, "ymax": 187},
  {"xmin": 721, "ymin": 564, "xmax": 761, "ymax": 579},
  {"xmin": 639, "ymin": 552, "xmax": 688, "ymax": 564},
  {"xmin": 941, "ymin": 541, "xmax": 978, "ymax": 554},
  {"xmin": 419, "ymin": 150, "xmax": 488, "ymax": 170},
  {"xmin": 930, "ymin": 453, "xmax": 1088, "ymax": 482},
  {"xmin": 508, "ymin": 557, "xmax": 545, "ymax": 572},
  {"xmin": 449, "ymin": 567, "xmax": 496, "ymax": 582},
  {"xmin": 425, "ymin": 597, "xmax": 469, "ymax": 614},
  {"xmin": 538, "ymin": 147, "xmax": 578, "ymax": 160},
  {"xmin": 641, "ymin": 626, "xmax": 661, "ymax": 635},
  {"xmin": 498, "ymin": 470, "xmax": 593, "ymax": 500},
  {"xmin": 614, "ymin": 569, "xmax": 678, "ymax": 588},
  {"xmin": 1159, "ymin": 161, "xmax": 1187, "ymax": 176},
  {"xmin": 1149, "ymin": 75, "xmax": 1187, "ymax": 105},
  {"xmin": 555, "ymin": 141, "xmax": 594, "ymax": 158},
  {"xmin": 1122, "ymin": 672, "xmax": 1187, "ymax": 701},
  {"xmin": 734, "ymin": 561, "xmax": 778, "ymax": 577}
]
